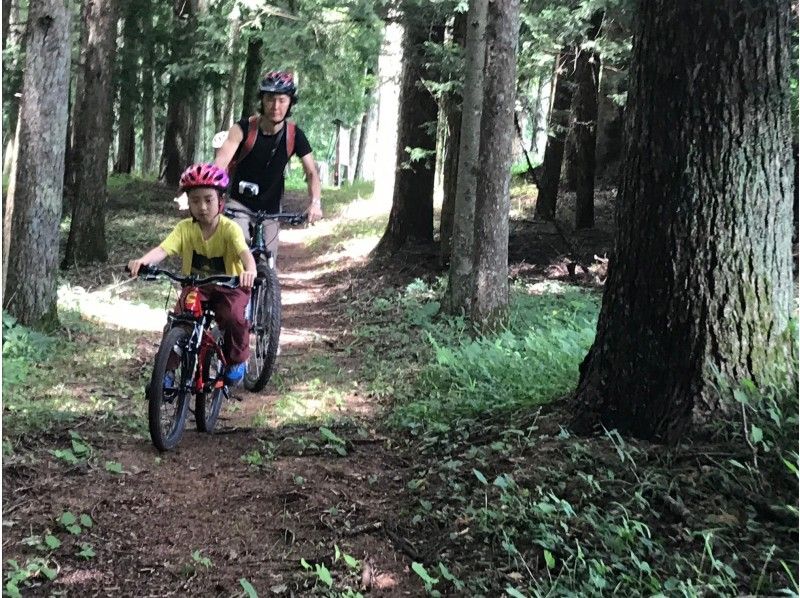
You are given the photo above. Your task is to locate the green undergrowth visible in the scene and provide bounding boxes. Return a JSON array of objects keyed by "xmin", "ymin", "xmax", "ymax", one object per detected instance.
[
  {"xmin": 346, "ymin": 277, "xmax": 599, "ymax": 435},
  {"xmin": 390, "ymin": 357, "xmax": 798, "ymax": 596},
  {"xmin": 2, "ymin": 309, "xmax": 147, "ymax": 446}
]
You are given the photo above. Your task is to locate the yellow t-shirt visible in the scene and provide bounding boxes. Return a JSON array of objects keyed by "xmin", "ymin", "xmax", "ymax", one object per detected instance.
[{"xmin": 159, "ymin": 216, "xmax": 249, "ymax": 276}]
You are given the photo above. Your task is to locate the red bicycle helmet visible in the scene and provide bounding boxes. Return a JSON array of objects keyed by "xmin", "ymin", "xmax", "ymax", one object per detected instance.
[
  {"xmin": 259, "ymin": 70, "xmax": 297, "ymax": 98},
  {"xmin": 179, "ymin": 163, "xmax": 229, "ymax": 193}
]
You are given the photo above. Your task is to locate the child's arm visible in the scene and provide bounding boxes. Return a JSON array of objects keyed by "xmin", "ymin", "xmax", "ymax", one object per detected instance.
[
  {"xmin": 128, "ymin": 247, "xmax": 168, "ymax": 277},
  {"xmin": 238, "ymin": 250, "xmax": 257, "ymax": 290}
]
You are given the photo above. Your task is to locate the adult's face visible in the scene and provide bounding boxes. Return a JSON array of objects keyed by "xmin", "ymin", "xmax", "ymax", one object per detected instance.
[{"xmin": 262, "ymin": 93, "xmax": 291, "ymax": 124}]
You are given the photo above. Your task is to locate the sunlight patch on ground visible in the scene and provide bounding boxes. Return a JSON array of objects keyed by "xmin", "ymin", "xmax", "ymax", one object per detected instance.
[{"xmin": 58, "ymin": 284, "xmax": 167, "ymax": 331}]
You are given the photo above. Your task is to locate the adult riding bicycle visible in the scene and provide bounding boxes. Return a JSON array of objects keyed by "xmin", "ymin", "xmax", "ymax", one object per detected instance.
[{"xmin": 224, "ymin": 204, "xmax": 306, "ymax": 392}]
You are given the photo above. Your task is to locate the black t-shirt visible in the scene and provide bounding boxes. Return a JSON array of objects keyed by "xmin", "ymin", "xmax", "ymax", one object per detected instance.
[{"xmin": 230, "ymin": 118, "xmax": 313, "ymax": 213}]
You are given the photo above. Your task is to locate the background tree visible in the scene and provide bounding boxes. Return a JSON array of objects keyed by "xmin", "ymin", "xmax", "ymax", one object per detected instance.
[
  {"xmin": 445, "ymin": 0, "xmax": 488, "ymax": 314},
  {"xmin": 160, "ymin": 0, "xmax": 199, "ymax": 186},
  {"xmin": 113, "ymin": 0, "xmax": 140, "ymax": 174},
  {"xmin": 62, "ymin": 0, "xmax": 120, "ymax": 267},
  {"xmin": 469, "ymin": 0, "xmax": 520, "ymax": 327},
  {"xmin": 572, "ymin": 9, "xmax": 604, "ymax": 229},
  {"xmin": 571, "ymin": 0, "xmax": 794, "ymax": 442},
  {"xmin": 375, "ymin": 4, "xmax": 444, "ymax": 253},
  {"xmin": 4, "ymin": 0, "xmax": 71, "ymax": 326}
]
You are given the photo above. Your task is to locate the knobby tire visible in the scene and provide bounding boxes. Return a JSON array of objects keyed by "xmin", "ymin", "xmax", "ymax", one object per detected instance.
[{"xmin": 148, "ymin": 326, "xmax": 191, "ymax": 451}]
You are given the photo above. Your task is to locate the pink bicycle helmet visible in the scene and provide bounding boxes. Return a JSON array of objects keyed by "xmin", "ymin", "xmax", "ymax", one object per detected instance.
[{"xmin": 179, "ymin": 163, "xmax": 229, "ymax": 193}]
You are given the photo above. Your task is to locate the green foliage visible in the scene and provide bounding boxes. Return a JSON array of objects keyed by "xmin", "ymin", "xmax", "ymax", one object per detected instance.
[
  {"xmin": 391, "ymin": 284, "xmax": 599, "ymax": 430},
  {"xmin": 2, "ymin": 311, "xmax": 55, "ymax": 393}
]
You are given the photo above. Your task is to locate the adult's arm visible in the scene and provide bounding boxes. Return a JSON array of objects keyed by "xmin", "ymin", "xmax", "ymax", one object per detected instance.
[
  {"xmin": 300, "ymin": 152, "xmax": 322, "ymax": 223},
  {"xmin": 213, "ymin": 123, "xmax": 245, "ymax": 170}
]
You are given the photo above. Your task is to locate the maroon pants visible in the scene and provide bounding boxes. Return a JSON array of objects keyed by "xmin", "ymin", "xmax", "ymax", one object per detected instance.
[{"xmin": 201, "ymin": 286, "xmax": 251, "ymax": 364}]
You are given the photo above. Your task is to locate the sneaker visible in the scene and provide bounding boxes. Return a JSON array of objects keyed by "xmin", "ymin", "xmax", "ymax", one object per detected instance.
[
  {"xmin": 224, "ymin": 362, "xmax": 247, "ymax": 385},
  {"xmin": 162, "ymin": 371, "xmax": 177, "ymax": 402}
]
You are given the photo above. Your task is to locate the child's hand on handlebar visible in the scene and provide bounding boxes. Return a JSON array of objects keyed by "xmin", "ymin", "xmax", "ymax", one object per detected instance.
[
  {"xmin": 127, "ymin": 259, "xmax": 146, "ymax": 277},
  {"xmin": 239, "ymin": 270, "xmax": 256, "ymax": 290}
]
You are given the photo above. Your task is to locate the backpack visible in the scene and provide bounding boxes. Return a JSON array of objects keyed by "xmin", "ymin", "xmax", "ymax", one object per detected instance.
[{"xmin": 227, "ymin": 115, "xmax": 296, "ymax": 177}]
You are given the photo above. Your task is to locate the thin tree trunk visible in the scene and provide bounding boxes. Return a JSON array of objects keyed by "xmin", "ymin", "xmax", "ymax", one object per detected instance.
[
  {"xmin": 573, "ymin": 10, "xmax": 604, "ymax": 229},
  {"xmin": 445, "ymin": 0, "xmax": 488, "ymax": 314},
  {"xmin": 4, "ymin": 0, "xmax": 71, "ymax": 326},
  {"xmin": 535, "ymin": 49, "xmax": 576, "ymax": 220},
  {"xmin": 159, "ymin": 0, "xmax": 199, "ymax": 186},
  {"xmin": 470, "ymin": 0, "xmax": 519, "ymax": 328},
  {"xmin": 374, "ymin": 10, "xmax": 443, "ymax": 253},
  {"xmin": 241, "ymin": 36, "xmax": 263, "ymax": 119},
  {"xmin": 221, "ymin": 8, "xmax": 241, "ymax": 129},
  {"xmin": 354, "ymin": 75, "xmax": 378, "ymax": 181},
  {"xmin": 114, "ymin": 0, "xmax": 139, "ymax": 174},
  {"xmin": 439, "ymin": 11, "xmax": 467, "ymax": 266},
  {"xmin": 571, "ymin": 0, "xmax": 794, "ymax": 442},
  {"xmin": 140, "ymin": 3, "xmax": 155, "ymax": 175},
  {"xmin": 348, "ymin": 126, "xmax": 360, "ymax": 183},
  {"xmin": 62, "ymin": 0, "xmax": 119, "ymax": 267}
]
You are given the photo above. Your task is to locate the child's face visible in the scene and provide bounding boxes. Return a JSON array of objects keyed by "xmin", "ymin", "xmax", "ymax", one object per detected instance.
[{"xmin": 187, "ymin": 188, "xmax": 221, "ymax": 225}]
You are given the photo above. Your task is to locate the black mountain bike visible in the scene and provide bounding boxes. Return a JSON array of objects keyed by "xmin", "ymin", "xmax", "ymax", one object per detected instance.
[
  {"xmin": 131, "ymin": 265, "xmax": 245, "ymax": 450},
  {"xmin": 225, "ymin": 206, "xmax": 306, "ymax": 392}
]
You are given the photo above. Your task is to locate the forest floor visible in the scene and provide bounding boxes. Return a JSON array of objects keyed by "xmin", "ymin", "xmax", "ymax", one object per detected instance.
[{"xmin": 2, "ymin": 178, "xmax": 797, "ymax": 597}]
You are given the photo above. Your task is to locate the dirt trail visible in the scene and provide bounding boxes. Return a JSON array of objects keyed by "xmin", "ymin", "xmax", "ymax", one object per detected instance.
[{"xmin": 3, "ymin": 198, "xmax": 419, "ymax": 596}]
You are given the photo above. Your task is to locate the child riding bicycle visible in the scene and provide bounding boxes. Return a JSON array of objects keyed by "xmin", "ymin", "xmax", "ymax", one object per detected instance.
[{"xmin": 127, "ymin": 163, "xmax": 257, "ymax": 385}]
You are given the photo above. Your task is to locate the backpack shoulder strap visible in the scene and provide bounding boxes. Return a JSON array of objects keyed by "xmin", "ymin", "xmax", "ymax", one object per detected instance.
[
  {"xmin": 286, "ymin": 121, "xmax": 296, "ymax": 158},
  {"xmin": 227, "ymin": 115, "xmax": 260, "ymax": 175}
]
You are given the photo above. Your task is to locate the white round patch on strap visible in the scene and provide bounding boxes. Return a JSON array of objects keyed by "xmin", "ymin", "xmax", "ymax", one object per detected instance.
[{"xmin": 212, "ymin": 130, "xmax": 228, "ymax": 149}]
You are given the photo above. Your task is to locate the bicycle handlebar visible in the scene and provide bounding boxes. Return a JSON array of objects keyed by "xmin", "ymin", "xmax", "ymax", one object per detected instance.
[
  {"xmin": 126, "ymin": 265, "xmax": 241, "ymax": 288},
  {"xmin": 224, "ymin": 207, "xmax": 307, "ymax": 226}
]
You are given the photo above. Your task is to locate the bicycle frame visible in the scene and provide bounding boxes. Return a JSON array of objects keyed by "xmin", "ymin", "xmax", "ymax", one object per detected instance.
[{"xmin": 168, "ymin": 286, "xmax": 228, "ymax": 395}]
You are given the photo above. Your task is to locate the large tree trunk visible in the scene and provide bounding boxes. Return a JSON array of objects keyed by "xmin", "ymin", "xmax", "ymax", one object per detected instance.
[
  {"xmin": 439, "ymin": 11, "xmax": 467, "ymax": 267},
  {"xmin": 114, "ymin": 0, "xmax": 139, "ymax": 174},
  {"xmin": 571, "ymin": 0, "xmax": 794, "ymax": 443},
  {"xmin": 470, "ymin": 0, "xmax": 519, "ymax": 328},
  {"xmin": 445, "ymin": 0, "xmax": 488, "ymax": 315},
  {"xmin": 535, "ymin": 49, "xmax": 576, "ymax": 220},
  {"xmin": 140, "ymin": 2, "xmax": 156, "ymax": 176},
  {"xmin": 240, "ymin": 36, "xmax": 263, "ymax": 119},
  {"xmin": 374, "ymin": 10, "xmax": 443, "ymax": 253},
  {"xmin": 62, "ymin": 0, "xmax": 119, "ymax": 267},
  {"xmin": 159, "ymin": 0, "xmax": 199, "ymax": 186},
  {"xmin": 4, "ymin": 0, "xmax": 71, "ymax": 326},
  {"xmin": 572, "ymin": 10, "xmax": 604, "ymax": 229}
]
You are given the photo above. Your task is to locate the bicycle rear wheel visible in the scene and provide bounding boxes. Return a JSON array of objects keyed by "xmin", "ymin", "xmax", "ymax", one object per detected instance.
[
  {"xmin": 244, "ymin": 267, "xmax": 281, "ymax": 392},
  {"xmin": 196, "ymin": 339, "xmax": 225, "ymax": 433},
  {"xmin": 148, "ymin": 326, "xmax": 192, "ymax": 451}
]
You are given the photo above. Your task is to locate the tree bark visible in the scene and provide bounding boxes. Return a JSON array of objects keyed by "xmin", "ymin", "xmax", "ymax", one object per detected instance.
[
  {"xmin": 573, "ymin": 10, "xmax": 604, "ymax": 229},
  {"xmin": 354, "ymin": 71, "xmax": 377, "ymax": 181},
  {"xmin": 348, "ymin": 125, "xmax": 360, "ymax": 183},
  {"xmin": 114, "ymin": 0, "xmax": 139, "ymax": 174},
  {"xmin": 571, "ymin": 0, "xmax": 794, "ymax": 443},
  {"xmin": 439, "ymin": 11, "xmax": 467, "ymax": 267},
  {"xmin": 470, "ymin": 0, "xmax": 519, "ymax": 328},
  {"xmin": 4, "ymin": 0, "xmax": 71, "ymax": 326},
  {"xmin": 159, "ymin": 0, "xmax": 199, "ymax": 186},
  {"xmin": 62, "ymin": 0, "xmax": 119, "ymax": 267},
  {"xmin": 241, "ymin": 36, "xmax": 263, "ymax": 120},
  {"xmin": 445, "ymin": 0, "xmax": 487, "ymax": 314},
  {"xmin": 535, "ymin": 49, "xmax": 576, "ymax": 220},
  {"xmin": 374, "ymin": 9, "xmax": 443, "ymax": 253},
  {"xmin": 140, "ymin": 2, "xmax": 156, "ymax": 176},
  {"xmin": 220, "ymin": 8, "xmax": 241, "ymax": 130}
]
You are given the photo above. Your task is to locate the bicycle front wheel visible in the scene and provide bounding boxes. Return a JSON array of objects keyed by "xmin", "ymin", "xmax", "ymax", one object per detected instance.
[
  {"xmin": 196, "ymin": 341, "xmax": 225, "ymax": 433},
  {"xmin": 148, "ymin": 326, "xmax": 192, "ymax": 451},
  {"xmin": 245, "ymin": 268, "xmax": 281, "ymax": 392}
]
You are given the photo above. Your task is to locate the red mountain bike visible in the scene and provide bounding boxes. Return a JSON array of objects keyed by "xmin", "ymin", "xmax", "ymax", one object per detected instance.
[{"xmin": 132, "ymin": 265, "xmax": 245, "ymax": 451}]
